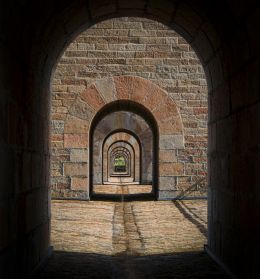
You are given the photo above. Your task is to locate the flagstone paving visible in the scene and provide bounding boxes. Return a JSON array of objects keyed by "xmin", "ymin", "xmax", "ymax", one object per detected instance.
[{"xmin": 39, "ymin": 199, "xmax": 229, "ymax": 278}]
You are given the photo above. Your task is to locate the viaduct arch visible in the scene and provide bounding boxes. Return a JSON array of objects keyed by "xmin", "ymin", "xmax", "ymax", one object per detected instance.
[{"xmin": 0, "ymin": 1, "xmax": 259, "ymax": 278}]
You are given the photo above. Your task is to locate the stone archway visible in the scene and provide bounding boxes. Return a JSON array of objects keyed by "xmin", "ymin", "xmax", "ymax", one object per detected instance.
[
  {"xmin": 108, "ymin": 143, "xmax": 133, "ymax": 183},
  {"xmin": 90, "ymin": 105, "xmax": 156, "ymax": 198},
  {"xmin": 62, "ymin": 76, "xmax": 185, "ymax": 199},
  {"xmin": 103, "ymin": 131, "xmax": 141, "ymax": 184}
]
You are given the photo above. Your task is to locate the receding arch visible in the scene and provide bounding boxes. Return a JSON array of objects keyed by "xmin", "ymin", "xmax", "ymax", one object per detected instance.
[
  {"xmin": 103, "ymin": 132, "xmax": 141, "ymax": 184},
  {"xmin": 109, "ymin": 144, "xmax": 132, "ymax": 178},
  {"xmin": 108, "ymin": 142, "xmax": 133, "ymax": 180},
  {"xmin": 89, "ymin": 100, "xmax": 159, "ymax": 199},
  {"xmin": 60, "ymin": 73, "xmax": 186, "ymax": 199}
]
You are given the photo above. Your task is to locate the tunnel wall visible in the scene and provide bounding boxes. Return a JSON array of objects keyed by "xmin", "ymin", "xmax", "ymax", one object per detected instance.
[{"xmin": 0, "ymin": 3, "xmax": 51, "ymax": 277}]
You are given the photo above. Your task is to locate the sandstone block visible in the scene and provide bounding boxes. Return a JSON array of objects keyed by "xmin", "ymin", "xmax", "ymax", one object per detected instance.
[
  {"xmin": 51, "ymin": 134, "xmax": 63, "ymax": 141},
  {"xmin": 64, "ymin": 115, "xmax": 89, "ymax": 134},
  {"xmin": 64, "ymin": 163, "xmax": 88, "ymax": 176},
  {"xmin": 80, "ymin": 84, "xmax": 105, "ymax": 111},
  {"xmin": 158, "ymin": 190, "xmax": 176, "ymax": 199},
  {"xmin": 114, "ymin": 76, "xmax": 134, "ymax": 99},
  {"xmin": 69, "ymin": 98, "xmax": 95, "ymax": 120},
  {"xmin": 51, "ymin": 120, "xmax": 64, "ymax": 134},
  {"xmin": 95, "ymin": 77, "xmax": 117, "ymax": 103},
  {"xmin": 160, "ymin": 162, "xmax": 184, "ymax": 176},
  {"xmin": 159, "ymin": 150, "xmax": 177, "ymax": 162},
  {"xmin": 159, "ymin": 176, "xmax": 177, "ymax": 190},
  {"xmin": 160, "ymin": 135, "xmax": 185, "ymax": 149},
  {"xmin": 64, "ymin": 134, "xmax": 88, "ymax": 148},
  {"xmin": 70, "ymin": 149, "xmax": 88, "ymax": 162},
  {"xmin": 71, "ymin": 177, "xmax": 88, "ymax": 191}
]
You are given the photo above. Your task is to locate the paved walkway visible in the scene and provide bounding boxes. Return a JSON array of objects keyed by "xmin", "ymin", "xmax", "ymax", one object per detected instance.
[
  {"xmin": 39, "ymin": 199, "xmax": 229, "ymax": 278},
  {"xmin": 93, "ymin": 184, "xmax": 153, "ymax": 195}
]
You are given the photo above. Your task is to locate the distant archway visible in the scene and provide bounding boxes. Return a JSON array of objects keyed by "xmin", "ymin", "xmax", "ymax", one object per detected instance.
[
  {"xmin": 108, "ymin": 144, "xmax": 132, "ymax": 182},
  {"xmin": 103, "ymin": 131, "xmax": 141, "ymax": 184},
  {"xmin": 89, "ymin": 100, "xmax": 159, "ymax": 199}
]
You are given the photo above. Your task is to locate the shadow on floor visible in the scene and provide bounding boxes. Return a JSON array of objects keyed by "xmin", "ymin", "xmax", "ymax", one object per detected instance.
[
  {"xmin": 38, "ymin": 250, "xmax": 229, "ymax": 279},
  {"xmin": 173, "ymin": 200, "xmax": 208, "ymax": 238}
]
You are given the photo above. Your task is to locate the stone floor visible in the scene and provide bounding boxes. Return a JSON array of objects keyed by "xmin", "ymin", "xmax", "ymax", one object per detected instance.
[
  {"xmin": 39, "ymin": 199, "xmax": 229, "ymax": 278},
  {"xmin": 93, "ymin": 184, "xmax": 153, "ymax": 195}
]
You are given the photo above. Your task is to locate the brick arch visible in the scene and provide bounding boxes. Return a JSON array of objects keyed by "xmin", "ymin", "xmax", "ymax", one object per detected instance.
[
  {"xmin": 63, "ymin": 75, "xmax": 185, "ymax": 199},
  {"xmin": 64, "ymin": 75, "xmax": 184, "ymax": 147},
  {"xmin": 84, "ymin": 76, "xmax": 184, "ymax": 136}
]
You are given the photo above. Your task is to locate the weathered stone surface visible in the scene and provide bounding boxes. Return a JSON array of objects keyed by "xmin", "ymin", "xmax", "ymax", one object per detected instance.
[
  {"xmin": 159, "ymin": 176, "xmax": 177, "ymax": 190},
  {"xmin": 71, "ymin": 177, "xmax": 88, "ymax": 191},
  {"xmin": 64, "ymin": 115, "xmax": 89, "ymax": 133},
  {"xmin": 160, "ymin": 135, "xmax": 185, "ymax": 149},
  {"xmin": 64, "ymin": 134, "xmax": 88, "ymax": 148},
  {"xmin": 94, "ymin": 77, "xmax": 117, "ymax": 103},
  {"xmin": 63, "ymin": 163, "xmax": 88, "ymax": 176},
  {"xmin": 159, "ymin": 150, "xmax": 177, "ymax": 162},
  {"xmin": 69, "ymin": 98, "xmax": 95, "ymax": 120},
  {"xmin": 160, "ymin": 163, "xmax": 184, "ymax": 176},
  {"xmin": 158, "ymin": 118, "xmax": 183, "ymax": 135},
  {"xmin": 130, "ymin": 76, "xmax": 154, "ymax": 103},
  {"xmin": 114, "ymin": 76, "xmax": 133, "ymax": 99},
  {"xmin": 70, "ymin": 149, "xmax": 88, "ymax": 162},
  {"xmin": 51, "ymin": 120, "xmax": 65, "ymax": 134},
  {"xmin": 142, "ymin": 87, "xmax": 167, "ymax": 112},
  {"xmin": 80, "ymin": 84, "xmax": 105, "ymax": 111}
]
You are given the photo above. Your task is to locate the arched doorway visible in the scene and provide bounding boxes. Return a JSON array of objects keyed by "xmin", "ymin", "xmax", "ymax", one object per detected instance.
[
  {"xmin": 102, "ymin": 131, "xmax": 142, "ymax": 184},
  {"xmin": 89, "ymin": 100, "xmax": 159, "ymax": 199},
  {"xmin": 106, "ymin": 141, "xmax": 135, "ymax": 182},
  {"xmin": 48, "ymin": 15, "xmax": 211, "ymax": 279}
]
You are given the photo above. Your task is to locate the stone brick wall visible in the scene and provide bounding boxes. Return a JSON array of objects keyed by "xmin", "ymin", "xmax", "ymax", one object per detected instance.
[{"xmin": 51, "ymin": 17, "xmax": 208, "ymax": 199}]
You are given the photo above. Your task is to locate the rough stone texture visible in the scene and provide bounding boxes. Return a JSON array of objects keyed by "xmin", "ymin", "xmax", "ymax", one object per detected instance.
[
  {"xmin": 159, "ymin": 135, "xmax": 185, "ymax": 149},
  {"xmin": 64, "ymin": 134, "xmax": 88, "ymax": 148},
  {"xmin": 64, "ymin": 115, "xmax": 89, "ymax": 134},
  {"xmin": 71, "ymin": 177, "xmax": 88, "ymax": 191},
  {"xmin": 70, "ymin": 149, "xmax": 88, "ymax": 162},
  {"xmin": 63, "ymin": 163, "xmax": 88, "ymax": 177},
  {"xmin": 160, "ymin": 162, "xmax": 184, "ymax": 176},
  {"xmin": 159, "ymin": 150, "xmax": 177, "ymax": 162},
  {"xmin": 80, "ymin": 85, "xmax": 105, "ymax": 110}
]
